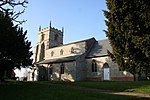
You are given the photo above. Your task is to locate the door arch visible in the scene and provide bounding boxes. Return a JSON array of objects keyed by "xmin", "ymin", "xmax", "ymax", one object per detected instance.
[{"xmin": 103, "ymin": 63, "xmax": 110, "ymax": 80}]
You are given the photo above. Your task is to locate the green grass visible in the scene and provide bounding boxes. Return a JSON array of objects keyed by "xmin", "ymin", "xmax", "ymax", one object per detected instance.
[
  {"xmin": 72, "ymin": 81, "xmax": 150, "ymax": 94},
  {"xmin": 125, "ymin": 85, "xmax": 150, "ymax": 93},
  {"xmin": 0, "ymin": 81, "xmax": 149, "ymax": 100},
  {"xmin": 48, "ymin": 81, "xmax": 150, "ymax": 94}
]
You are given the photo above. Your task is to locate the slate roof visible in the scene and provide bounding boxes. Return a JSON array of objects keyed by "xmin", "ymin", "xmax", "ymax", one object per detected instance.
[
  {"xmin": 37, "ymin": 54, "xmax": 80, "ymax": 64},
  {"xmin": 87, "ymin": 39, "xmax": 112, "ymax": 57}
]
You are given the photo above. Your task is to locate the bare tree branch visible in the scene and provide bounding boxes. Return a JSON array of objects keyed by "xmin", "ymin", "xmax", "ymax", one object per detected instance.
[{"xmin": 0, "ymin": 0, "xmax": 28, "ymax": 24}]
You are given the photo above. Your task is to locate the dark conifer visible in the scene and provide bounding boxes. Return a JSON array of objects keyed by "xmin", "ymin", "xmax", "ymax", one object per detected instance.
[{"xmin": 104, "ymin": 0, "xmax": 150, "ymax": 80}]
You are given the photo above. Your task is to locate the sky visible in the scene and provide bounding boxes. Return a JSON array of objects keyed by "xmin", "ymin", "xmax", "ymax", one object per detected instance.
[
  {"xmin": 14, "ymin": 0, "xmax": 108, "ymax": 77},
  {"xmin": 19, "ymin": 0, "xmax": 108, "ymax": 49},
  {"xmin": 14, "ymin": 67, "xmax": 30, "ymax": 77}
]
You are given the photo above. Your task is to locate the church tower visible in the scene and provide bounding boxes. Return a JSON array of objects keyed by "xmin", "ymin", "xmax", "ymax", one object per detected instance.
[{"xmin": 34, "ymin": 22, "xmax": 64, "ymax": 62}]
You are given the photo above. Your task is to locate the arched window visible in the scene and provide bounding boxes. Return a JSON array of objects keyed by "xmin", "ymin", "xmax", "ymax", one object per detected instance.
[
  {"xmin": 92, "ymin": 60, "xmax": 97, "ymax": 72},
  {"xmin": 60, "ymin": 63, "xmax": 64, "ymax": 74},
  {"xmin": 60, "ymin": 49, "xmax": 64, "ymax": 55},
  {"xmin": 46, "ymin": 41, "xmax": 49, "ymax": 49},
  {"xmin": 51, "ymin": 51, "xmax": 54, "ymax": 57},
  {"xmin": 40, "ymin": 43, "xmax": 45, "ymax": 60},
  {"xmin": 54, "ymin": 34, "xmax": 58, "ymax": 41},
  {"xmin": 71, "ymin": 47, "xmax": 74, "ymax": 53},
  {"xmin": 41, "ymin": 33, "xmax": 44, "ymax": 42}
]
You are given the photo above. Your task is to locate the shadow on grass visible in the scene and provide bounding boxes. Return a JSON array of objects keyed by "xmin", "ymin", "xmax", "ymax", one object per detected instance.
[
  {"xmin": 71, "ymin": 81, "xmax": 150, "ymax": 93},
  {"xmin": 0, "ymin": 81, "xmax": 150, "ymax": 100}
]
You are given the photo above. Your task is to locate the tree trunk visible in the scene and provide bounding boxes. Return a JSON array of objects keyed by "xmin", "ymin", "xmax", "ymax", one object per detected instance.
[
  {"xmin": 133, "ymin": 73, "xmax": 138, "ymax": 81},
  {"xmin": 133, "ymin": 73, "xmax": 136, "ymax": 81},
  {"xmin": 0, "ymin": 71, "xmax": 5, "ymax": 82}
]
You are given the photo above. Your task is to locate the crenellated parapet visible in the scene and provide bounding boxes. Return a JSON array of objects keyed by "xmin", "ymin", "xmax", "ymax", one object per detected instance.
[{"xmin": 38, "ymin": 25, "xmax": 63, "ymax": 35}]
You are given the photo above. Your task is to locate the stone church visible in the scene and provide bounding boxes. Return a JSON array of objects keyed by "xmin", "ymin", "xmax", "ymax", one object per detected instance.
[{"xmin": 29, "ymin": 23, "xmax": 133, "ymax": 81}]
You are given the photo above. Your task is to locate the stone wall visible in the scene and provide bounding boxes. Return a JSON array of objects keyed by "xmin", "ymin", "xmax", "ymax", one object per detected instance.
[
  {"xmin": 86, "ymin": 56, "xmax": 133, "ymax": 81},
  {"xmin": 49, "ymin": 61, "xmax": 76, "ymax": 82},
  {"xmin": 45, "ymin": 41, "xmax": 86, "ymax": 59},
  {"xmin": 76, "ymin": 54, "xmax": 87, "ymax": 81}
]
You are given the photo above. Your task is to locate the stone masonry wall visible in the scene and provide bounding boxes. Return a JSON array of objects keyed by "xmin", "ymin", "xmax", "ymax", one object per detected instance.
[
  {"xmin": 49, "ymin": 61, "xmax": 76, "ymax": 82},
  {"xmin": 45, "ymin": 41, "xmax": 86, "ymax": 59},
  {"xmin": 86, "ymin": 56, "xmax": 133, "ymax": 81}
]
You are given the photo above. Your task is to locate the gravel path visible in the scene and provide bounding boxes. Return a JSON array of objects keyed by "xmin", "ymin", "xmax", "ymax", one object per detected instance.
[{"xmin": 112, "ymin": 92, "xmax": 150, "ymax": 98}]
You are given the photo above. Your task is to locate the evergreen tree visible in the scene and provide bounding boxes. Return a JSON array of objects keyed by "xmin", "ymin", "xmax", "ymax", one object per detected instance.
[
  {"xmin": 104, "ymin": 0, "xmax": 150, "ymax": 80},
  {"xmin": 0, "ymin": 12, "xmax": 32, "ymax": 80}
]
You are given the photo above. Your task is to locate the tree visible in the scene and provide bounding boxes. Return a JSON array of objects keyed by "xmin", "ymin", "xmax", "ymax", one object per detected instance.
[
  {"xmin": 104, "ymin": 0, "xmax": 150, "ymax": 80},
  {"xmin": 0, "ymin": 0, "xmax": 28, "ymax": 24},
  {"xmin": 0, "ymin": 12, "xmax": 32, "ymax": 80},
  {"xmin": 0, "ymin": 0, "xmax": 30, "ymax": 81}
]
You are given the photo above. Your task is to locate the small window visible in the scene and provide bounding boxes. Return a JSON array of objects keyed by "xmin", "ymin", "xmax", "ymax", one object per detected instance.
[
  {"xmin": 41, "ymin": 34, "xmax": 44, "ymax": 41},
  {"xmin": 46, "ymin": 41, "xmax": 49, "ymax": 49},
  {"xmin": 60, "ymin": 63, "xmax": 64, "ymax": 74},
  {"xmin": 60, "ymin": 49, "xmax": 64, "ymax": 55},
  {"xmin": 51, "ymin": 51, "xmax": 54, "ymax": 57},
  {"xmin": 40, "ymin": 43, "xmax": 45, "ymax": 60},
  {"xmin": 71, "ymin": 47, "xmax": 74, "ymax": 53},
  {"xmin": 92, "ymin": 60, "xmax": 97, "ymax": 72},
  {"xmin": 54, "ymin": 34, "xmax": 58, "ymax": 41}
]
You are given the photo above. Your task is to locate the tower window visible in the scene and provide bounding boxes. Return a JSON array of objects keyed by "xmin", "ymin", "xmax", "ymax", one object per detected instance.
[
  {"xmin": 54, "ymin": 34, "xmax": 58, "ymax": 41},
  {"xmin": 39, "ymin": 43, "xmax": 45, "ymax": 60},
  {"xmin": 46, "ymin": 41, "xmax": 49, "ymax": 49},
  {"xmin": 60, "ymin": 49, "xmax": 64, "ymax": 55},
  {"xmin": 92, "ymin": 60, "xmax": 97, "ymax": 72},
  {"xmin": 41, "ymin": 33, "xmax": 44, "ymax": 42}
]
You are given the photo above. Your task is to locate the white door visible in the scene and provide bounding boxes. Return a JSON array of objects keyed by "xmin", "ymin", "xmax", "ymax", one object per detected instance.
[{"xmin": 104, "ymin": 68, "xmax": 110, "ymax": 80}]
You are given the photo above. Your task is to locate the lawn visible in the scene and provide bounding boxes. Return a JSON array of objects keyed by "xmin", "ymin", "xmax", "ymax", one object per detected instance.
[
  {"xmin": 72, "ymin": 81, "xmax": 150, "ymax": 94},
  {"xmin": 0, "ymin": 80, "xmax": 149, "ymax": 100}
]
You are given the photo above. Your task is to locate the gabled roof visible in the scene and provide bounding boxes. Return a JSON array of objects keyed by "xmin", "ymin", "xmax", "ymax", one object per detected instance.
[{"xmin": 87, "ymin": 39, "xmax": 112, "ymax": 58}]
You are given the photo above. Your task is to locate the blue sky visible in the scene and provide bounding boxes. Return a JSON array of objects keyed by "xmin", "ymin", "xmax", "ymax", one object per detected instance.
[{"xmin": 20, "ymin": 0, "xmax": 108, "ymax": 48}]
